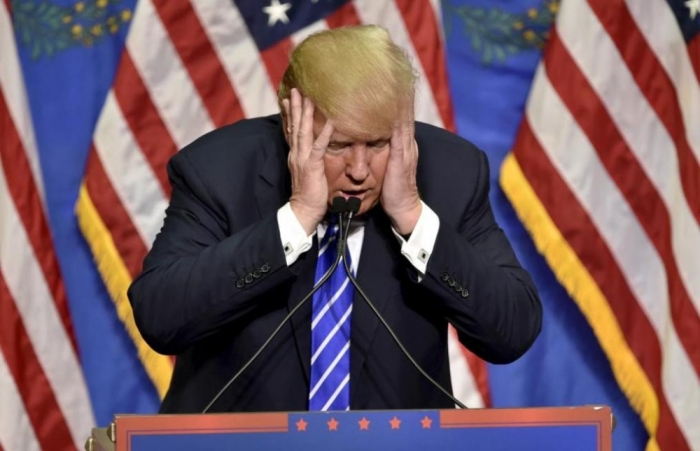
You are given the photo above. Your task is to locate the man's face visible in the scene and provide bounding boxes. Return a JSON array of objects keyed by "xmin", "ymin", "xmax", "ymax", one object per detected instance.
[{"xmin": 313, "ymin": 111, "xmax": 391, "ymax": 216}]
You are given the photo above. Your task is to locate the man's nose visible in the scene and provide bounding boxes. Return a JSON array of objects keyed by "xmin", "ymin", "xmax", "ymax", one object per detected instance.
[{"xmin": 345, "ymin": 146, "xmax": 370, "ymax": 182}]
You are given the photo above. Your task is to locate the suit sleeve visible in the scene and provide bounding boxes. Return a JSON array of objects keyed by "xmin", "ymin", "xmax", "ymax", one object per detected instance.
[
  {"xmin": 128, "ymin": 151, "xmax": 298, "ymax": 355},
  {"xmin": 419, "ymin": 151, "xmax": 542, "ymax": 364}
]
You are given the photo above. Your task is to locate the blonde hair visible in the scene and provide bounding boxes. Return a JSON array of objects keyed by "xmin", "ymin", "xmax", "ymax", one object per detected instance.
[{"xmin": 278, "ymin": 25, "xmax": 417, "ymax": 139}]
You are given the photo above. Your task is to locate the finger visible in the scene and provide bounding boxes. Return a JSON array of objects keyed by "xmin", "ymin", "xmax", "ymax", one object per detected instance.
[
  {"xmin": 282, "ymin": 98, "xmax": 291, "ymax": 136},
  {"xmin": 298, "ymin": 95, "xmax": 315, "ymax": 160},
  {"xmin": 290, "ymin": 88, "xmax": 302, "ymax": 153},
  {"xmin": 399, "ymin": 94, "xmax": 415, "ymax": 150},
  {"xmin": 310, "ymin": 120, "xmax": 334, "ymax": 161},
  {"xmin": 389, "ymin": 121, "xmax": 404, "ymax": 161}
]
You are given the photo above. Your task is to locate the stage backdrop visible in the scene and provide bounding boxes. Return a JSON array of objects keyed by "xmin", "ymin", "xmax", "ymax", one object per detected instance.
[{"xmin": 1, "ymin": 0, "xmax": 698, "ymax": 450}]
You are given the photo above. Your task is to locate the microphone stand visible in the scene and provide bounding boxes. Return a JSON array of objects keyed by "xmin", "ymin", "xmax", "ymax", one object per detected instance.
[
  {"xmin": 202, "ymin": 198, "xmax": 350, "ymax": 413},
  {"xmin": 339, "ymin": 197, "xmax": 467, "ymax": 409}
]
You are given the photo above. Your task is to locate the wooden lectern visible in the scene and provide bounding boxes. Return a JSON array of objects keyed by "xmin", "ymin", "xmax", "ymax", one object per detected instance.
[{"xmin": 85, "ymin": 406, "xmax": 612, "ymax": 450}]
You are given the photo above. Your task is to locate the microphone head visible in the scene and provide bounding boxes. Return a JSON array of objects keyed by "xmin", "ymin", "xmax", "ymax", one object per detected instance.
[
  {"xmin": 330, "ymin": 197, "xmax": 348, "ymax": 213},
  {"xmin": 347, "ymin": 197, "xmax": 361, "ymax": 214}
]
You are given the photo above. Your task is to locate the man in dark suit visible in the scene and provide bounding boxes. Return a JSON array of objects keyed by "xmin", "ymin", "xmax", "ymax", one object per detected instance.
[{"xmin": 128, "ymin": 25, "xmax": 541, "ymax": 414}]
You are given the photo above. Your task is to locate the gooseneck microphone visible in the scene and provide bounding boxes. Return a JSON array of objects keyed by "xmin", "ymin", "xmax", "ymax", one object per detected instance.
[
  {"xmin": 201, "ymin": 197, "xmax": 352, "ymax": 413},
  {"xmin": 203, "ymin": 197, "xmax": 466, "ymax": 412},
  {"xmin": 338, "ymin": 197, "xmax": 468, "ymax": 409}
]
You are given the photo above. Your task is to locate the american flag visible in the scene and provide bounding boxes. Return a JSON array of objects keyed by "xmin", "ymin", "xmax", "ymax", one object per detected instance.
[
  {"xmin": 501, "ymin": 0, "xmax": 700, "ymax": 449},
  {"xmin": 0, "ymin": 2, "xmax": 96, "ymax": 451},
  {"xmin": 1, "ymin": 1, "xmax": 491, "ymax": 449}
]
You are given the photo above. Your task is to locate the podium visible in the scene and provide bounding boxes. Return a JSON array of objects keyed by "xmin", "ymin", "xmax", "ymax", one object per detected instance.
[{"xmin": 86, "ymin": 406, "xmax": 612, "ymax": 450}]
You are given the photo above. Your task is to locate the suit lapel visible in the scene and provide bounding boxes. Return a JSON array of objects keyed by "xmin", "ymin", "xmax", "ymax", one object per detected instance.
[
  {"xmin": 254, "ymin": 122, "xmax": 316, "ymax": 384},
  {"xmin": 350, "ymin": 209, "xmax": 401, "ymax": 398},
  {"xmin": 285, "ymin": 238, "xmax": 317, "ymax": 384}
]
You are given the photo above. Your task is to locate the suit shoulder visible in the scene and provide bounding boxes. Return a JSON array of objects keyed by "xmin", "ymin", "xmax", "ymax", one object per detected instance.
[
  {"xmin": 415, "ymin": 122, "xmax": 484, "ymax": 161},
  {"xmin": 416, "ymin": 122, "xmax": 481, "ymax": 156},
  {"xmin": 174, "ymin": 115, "xmax": 285, "ymax": 168}
]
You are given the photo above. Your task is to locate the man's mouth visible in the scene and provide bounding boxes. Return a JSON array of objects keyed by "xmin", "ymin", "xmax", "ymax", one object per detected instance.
[{"xmin": 340, "ymin": 189, "xmax": 368, "ymax": 200}]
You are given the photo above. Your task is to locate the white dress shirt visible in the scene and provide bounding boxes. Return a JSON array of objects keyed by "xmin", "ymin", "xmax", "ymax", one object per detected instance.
[{"xmin": 276, "ymin": 201, "xmax": 440, "ymax": 275}]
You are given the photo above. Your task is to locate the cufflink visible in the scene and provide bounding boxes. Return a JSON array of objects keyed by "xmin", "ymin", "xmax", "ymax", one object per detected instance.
[
  {"xmin": 418, "ymin": 249, "xmax": 429, "ymax": 263},
  {"xmin": 284, "ymin": 242, "xmax": 293, "ymax": 255}
]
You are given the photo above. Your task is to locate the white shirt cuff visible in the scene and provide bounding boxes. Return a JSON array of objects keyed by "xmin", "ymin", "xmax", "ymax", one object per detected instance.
[
  {"xmin": 391, "ymin": 201, "xmax": 440, "ymax": 276},
  {"xmin": 277, "ymin": 202, "xmax": 315, "ymax": 266}
]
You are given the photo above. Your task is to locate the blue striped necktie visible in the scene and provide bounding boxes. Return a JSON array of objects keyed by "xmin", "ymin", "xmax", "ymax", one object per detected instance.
[{"xmin": 309, "ymin": 221, "xmax": 354, "ymax": 411}]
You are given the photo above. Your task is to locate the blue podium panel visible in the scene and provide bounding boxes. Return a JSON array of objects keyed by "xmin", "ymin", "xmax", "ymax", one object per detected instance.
[{"xmin": 115, "ymin": 407, "xmax": 612, "ymax": 451}]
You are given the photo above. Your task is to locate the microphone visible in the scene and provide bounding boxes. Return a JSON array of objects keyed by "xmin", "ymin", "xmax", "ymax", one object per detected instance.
[
  {"xmin": 202, "ymin": 198, "xmax": 351, "ymax": 413},
  {"xmin": 339, "ymin": 197, "xmax": 468, "ymax": 409}
]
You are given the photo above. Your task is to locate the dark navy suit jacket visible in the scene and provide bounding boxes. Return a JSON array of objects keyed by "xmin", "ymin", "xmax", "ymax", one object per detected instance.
[{"xmin": 128, "ymin": 115, "xmax": 542, "ymax": 414}]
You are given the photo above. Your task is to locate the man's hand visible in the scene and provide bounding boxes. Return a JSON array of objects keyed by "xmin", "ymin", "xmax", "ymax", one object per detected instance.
[
  {"xmin": 284, "ymin": 88, "xmax": 334, "ymax": 235},
  {"xmin": 380, "ymin": 104, "xmax": 422, "ymax": 236}
]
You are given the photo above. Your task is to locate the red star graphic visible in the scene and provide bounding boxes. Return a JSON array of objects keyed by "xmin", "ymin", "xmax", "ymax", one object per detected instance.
[
  {"xmin": 358, "ymin": 417, "xmax": 370, "ymax": 430},
  {"xmin": 327, "ymin": 417, "xmax": 339, "ymax": 431},
  {"xmin": 389, "ymin": 416, "xmax": 401, "ymax": 430},
  {"xmin": 421, "ymin": 416, "xmax": 433, "ymax": 429},
  {"xmin": 295, "ymin": 418, "xmax": 307, "ymax": 432}
]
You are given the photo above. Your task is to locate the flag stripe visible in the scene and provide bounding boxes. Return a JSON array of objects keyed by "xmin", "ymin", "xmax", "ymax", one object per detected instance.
[
  {"xmin": 153, "ymin": 0, "xmax": 245, "ymax": 128},
  {"xmin": 188, "ymin": 0, "xmax": 279, "ymax": 117},
  {"xmin": 85, "ymin": 152, "xmax": 149, "ymax": 279},
  {"xmin": 447, "ymin": 327, "xmax": 487, "ymax": 408},
  {"xmin": 546, "ymin": 26, "xmax": 700, "ymax": 375},
  {"xmin": 0, "ymin": 340, "xmax": 41, "ymax": 451},
  {"xmin": 588, "ymin": 0, "xmax": 700, "ymax": 227},
  {"xmin": 261, "ymin": 38, "xmax": 294, "ymax": 91},
  {"xmin": 394, "ymin": 0, "xmax": 455, "ymax": 130},
  {"xmin": 0, "ymin": 90, "xmax": 78, "ymax": 355},
  {"xmin": 513, "ymin": 124, "xmax": 689, "ymax": 450},
  {"xmin": 291, "ymin": 20, "xmax": 328, "ymax": 46},
  {"xmin": 0, "ymin": 155, "xmax": 95, "ymax": 448},
  {"xmin": 524, "ymin": 63, "xmax": 699, "ymax": 445},
  {"xmin": 623, "ymin": 0, "xmax": 700, "ymax": 163},
  {"xmin": 324, "ymin": 2, "xmax": 362, "ymax": 28},
  {"xmin": 0, "ymin": 275, "xmax": 74, "ymax": 451},
  {"xmin": 94, "ymin": 92, "xmax": 169, "ymax": 247},
  {"xmin": 461, "ymin": 343, "xmax": 491, "ymax": 407},
  {"xmin": 688, "ymin": 36, "xmax": 700, "ymax": 82},
  {"xmin": 113, "ymin": 51, "xmax": 175, "ymax": 197},
  {"xmin": 1, "ymin": 1, "xmax": 95, "ymax": 446},
  {"xmin": 503, "ymin": 0, "xmax": 700, "ymax": 447},
  {"xmin": 127, "ymin": 0, "xmax": 213, "ymax": 148},
  {"xmin": 353, "ymin": 0, "xmax": 444, "ymax": 127},
  {"xmin": 557, "ymin": 0, "xmax": 700, "ymax": 314},
  {"xmin": 513, "ymin": 119, "xmax": 690, "ymax": 450},
  {"xmin": 0, "ymin": 3, "xmax": 45, "ymax": 200}
]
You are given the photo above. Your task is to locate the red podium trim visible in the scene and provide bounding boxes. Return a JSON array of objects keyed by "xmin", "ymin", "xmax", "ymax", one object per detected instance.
[
  {"xmin": 116, "ymin": 413, "xmax": 288, "ymax": 451},
  {"xmin": 440, "ymin": 407, "xmax": 611, "ymax": 451}
]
